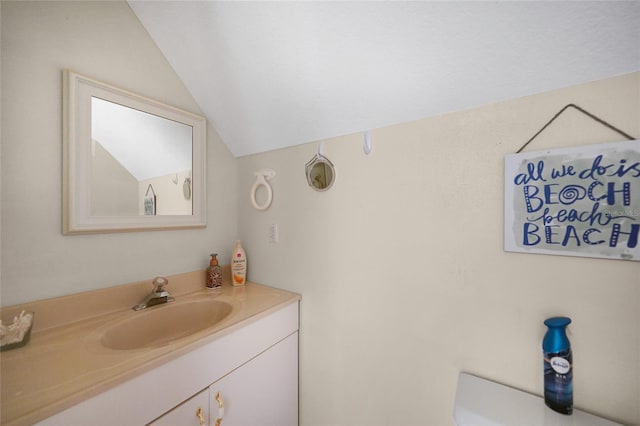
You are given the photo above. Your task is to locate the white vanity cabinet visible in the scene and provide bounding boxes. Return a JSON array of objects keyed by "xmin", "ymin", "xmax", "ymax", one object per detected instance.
[
  {"xmin": 209, "ymin": 332, "xmax": 298, "ymax": 426},
  {"xmin": 150, "ymin": 332, "xmax": 298, "ymax": 426},
  {"xmin": 37, "ymin": 300, "xmax": 299, "ymax": 426}
]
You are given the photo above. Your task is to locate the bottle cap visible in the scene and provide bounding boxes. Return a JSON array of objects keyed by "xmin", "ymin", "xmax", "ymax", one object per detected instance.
[{"xmin": 544, "ymin": 317, "xmax": 571, "ymax": 328}]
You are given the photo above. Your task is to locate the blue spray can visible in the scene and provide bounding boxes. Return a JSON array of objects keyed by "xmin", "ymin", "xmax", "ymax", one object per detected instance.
[{"xmin": 543, "ymin": 317, "xmax": 573, "ymax": 414}]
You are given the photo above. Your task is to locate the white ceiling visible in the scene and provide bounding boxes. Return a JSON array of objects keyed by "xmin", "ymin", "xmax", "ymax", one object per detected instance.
[{"xmin": 128, "ymin": 1, "xmax": 640, "ymax": 158}]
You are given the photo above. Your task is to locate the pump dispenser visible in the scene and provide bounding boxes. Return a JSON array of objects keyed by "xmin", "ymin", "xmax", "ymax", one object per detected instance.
[
  {"xmin": 206, "ymin": 253, "xmax": 222, "ymax": 289},
  {"xmin": 542, "ymin": 316, "xmax": 573, "ymax": 415},
  {"xmin": 231, "ymin": 241, "xmax": 247, "ymax": 286}
]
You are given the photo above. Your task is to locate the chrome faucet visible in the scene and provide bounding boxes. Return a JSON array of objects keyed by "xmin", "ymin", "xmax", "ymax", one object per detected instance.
[{"xmin": 133, "ymin": 276, "xmax": 175, "ymax": 311}]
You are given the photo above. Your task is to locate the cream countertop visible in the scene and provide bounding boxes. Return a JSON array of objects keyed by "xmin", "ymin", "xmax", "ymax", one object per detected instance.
[{"xmin": 0, "ymin": 269, "xmax": 300, "ymax": 425}]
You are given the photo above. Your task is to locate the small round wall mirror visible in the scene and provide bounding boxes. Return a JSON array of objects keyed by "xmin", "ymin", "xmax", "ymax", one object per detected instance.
[{"xmin": 305, "ymin": 153, "xmax": 335, "ymax": 191}]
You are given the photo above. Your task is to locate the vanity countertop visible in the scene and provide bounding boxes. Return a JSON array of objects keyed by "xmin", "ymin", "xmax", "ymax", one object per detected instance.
[{"xmin": 0, "ymin": 270, "xmax": 300, "ymax": 426}]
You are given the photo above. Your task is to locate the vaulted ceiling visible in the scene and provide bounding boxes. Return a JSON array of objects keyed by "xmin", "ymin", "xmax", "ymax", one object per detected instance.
[{"xmin": 128, "ymin": 1, "xmax": 640, "ymax": 157}]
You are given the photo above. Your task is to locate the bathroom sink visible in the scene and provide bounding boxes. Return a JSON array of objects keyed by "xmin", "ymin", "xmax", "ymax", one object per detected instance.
[{"xmin": 100, "ymin": 299, "xmax": 233, "ymax": 350}]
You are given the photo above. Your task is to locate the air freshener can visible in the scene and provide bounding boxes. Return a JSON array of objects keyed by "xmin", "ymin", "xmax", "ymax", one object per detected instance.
[{"xmin": 543, "ymin": 317, "xmax": 573, "ymax": 415}]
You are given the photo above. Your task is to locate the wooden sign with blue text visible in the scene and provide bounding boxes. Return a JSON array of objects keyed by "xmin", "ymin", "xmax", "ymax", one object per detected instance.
[{"xmin": 504, "ymin": 140, "xmax": 639, "ymax": 261}]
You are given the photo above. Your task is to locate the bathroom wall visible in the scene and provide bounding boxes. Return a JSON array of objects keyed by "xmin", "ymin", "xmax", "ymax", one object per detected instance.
[
  {"xmin": 2, "ymin": 2, "xmax": 638, "ymax": 425},
  {"xmin": 1, "ymin": 1, "xmax": 237, "ymax": 306},
  {"xmin": 92, "ymin": 141, "xmax": 139, "ymax": 216},
  {"xmin": 237, "ymin": 72, "xmax": 640, "ymax": 425},
  {"xmin": 138, "ymin": 170, "xmax": 193, "ymax": 216}
]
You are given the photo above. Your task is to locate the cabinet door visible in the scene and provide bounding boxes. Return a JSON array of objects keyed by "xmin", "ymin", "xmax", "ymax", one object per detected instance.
[
  {"xmin": 149, "ymin": 387, "xmax": 210, "ymax": 426},
  {"xmin": 210, "ymin": 332, "xmax": 298, "ymax": 426}
]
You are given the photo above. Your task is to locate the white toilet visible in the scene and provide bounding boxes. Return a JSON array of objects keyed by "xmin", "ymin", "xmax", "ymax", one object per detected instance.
[{"xmin": 453, "ymin": 373, "xmax": 623, "ymax": 426}]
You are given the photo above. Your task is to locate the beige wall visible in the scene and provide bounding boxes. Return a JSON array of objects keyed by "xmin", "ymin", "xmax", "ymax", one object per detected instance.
[
  {"xmin": 139, "ymin": 170, "xmax": 193, "ymax": 216},
  {"xmin": 1, "ymin": 1, "xmax": 237, "ymax": 306},
  {"xmin": 237, "ymin": 72, "xmax": 639, "ymax": 425},
  {"xmin": 92, "ymin": 140, "xmax": 139, "ymax": 216}
]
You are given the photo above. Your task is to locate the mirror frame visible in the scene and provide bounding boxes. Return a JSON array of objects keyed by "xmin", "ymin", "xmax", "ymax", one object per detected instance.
[
  {"xmin": 305, "ymin": 153, "xmax": 335, "ymax": 192},
  {"xmin": 62, "ymin": 70, "xmax": 207, "ymax": 234}
]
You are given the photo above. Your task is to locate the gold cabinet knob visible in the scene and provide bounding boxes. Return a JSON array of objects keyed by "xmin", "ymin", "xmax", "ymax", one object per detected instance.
[
  {"xmin": 214, "ymin": 392, "xmax": 225, "ymax": 426},
  {"xmin": 196, "ymin": 407, "xmax": 205, "ymax": 426}
]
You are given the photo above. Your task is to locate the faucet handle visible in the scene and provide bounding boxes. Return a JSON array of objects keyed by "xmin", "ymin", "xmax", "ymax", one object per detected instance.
[{"xmin": 152, "ymin": 276, "xmax": 169, "ymax": 292}]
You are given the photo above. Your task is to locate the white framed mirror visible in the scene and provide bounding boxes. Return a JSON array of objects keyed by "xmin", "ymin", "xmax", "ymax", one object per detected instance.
[{"xmin": 63, "ymin": 70, "xmax": 206, "ymax": 234}]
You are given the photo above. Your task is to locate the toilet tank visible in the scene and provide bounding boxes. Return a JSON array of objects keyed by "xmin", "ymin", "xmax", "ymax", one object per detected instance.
[{"xmin": 453, "ymin": 373, "xmax": 622, "ymax": 426}]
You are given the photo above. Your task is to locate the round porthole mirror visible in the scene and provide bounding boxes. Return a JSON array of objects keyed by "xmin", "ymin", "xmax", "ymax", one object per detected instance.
[{"xmin": 305, "ymin": 154, "xmax": 335, "ymax": 191}]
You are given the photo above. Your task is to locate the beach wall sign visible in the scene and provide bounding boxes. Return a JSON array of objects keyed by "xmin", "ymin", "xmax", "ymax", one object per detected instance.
[{"xmin": 504, "ymin": 140, "xmax": 639, "ymax": 261}]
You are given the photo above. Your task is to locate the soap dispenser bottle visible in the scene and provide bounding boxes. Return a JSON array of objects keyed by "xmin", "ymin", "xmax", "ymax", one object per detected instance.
[
  {"xmin": 206, "ymin": 253, "xmax": 222, "ymax": 289},
  {"xmin": 543, "ymin": 316, "xmax": 573, "ymax": 415},
  {"xmin": 231, "ymin": 240, "xmax": 247, "ymax": 286}
]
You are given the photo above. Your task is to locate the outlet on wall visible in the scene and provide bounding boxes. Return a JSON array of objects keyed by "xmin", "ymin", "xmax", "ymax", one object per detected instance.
[{"xmin": 269, "ymin": 223, "xmax": 279, "ymax": 244}]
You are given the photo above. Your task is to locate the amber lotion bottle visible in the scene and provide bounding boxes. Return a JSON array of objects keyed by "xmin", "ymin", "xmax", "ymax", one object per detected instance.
[{"xmin": 231, "ymin": 240, "xmax": 247, "ymax": 286}]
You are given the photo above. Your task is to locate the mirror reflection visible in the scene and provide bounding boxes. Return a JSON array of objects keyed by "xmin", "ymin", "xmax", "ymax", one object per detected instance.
[
  {"xmin": 91, "ymin": 97, "xmax": 193, "ymax": 216},
  {"xmin": 63, "ymin": 70, "xmax": 206, "ymax": 234},
  {"xmin": 305, "ymin": 154, "xmax": 335, "ymax": 191}
]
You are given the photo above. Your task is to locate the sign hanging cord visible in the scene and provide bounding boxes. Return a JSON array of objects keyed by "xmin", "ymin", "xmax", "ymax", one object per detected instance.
[{"xmin": 516, "ymin": 103, "xmax": 636, "ymax": 154}]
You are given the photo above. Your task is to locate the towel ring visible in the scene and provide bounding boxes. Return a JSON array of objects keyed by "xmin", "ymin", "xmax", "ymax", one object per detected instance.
[{"xmin": 250, "ymin": 169, "xmax": 276, "ymax": 210}]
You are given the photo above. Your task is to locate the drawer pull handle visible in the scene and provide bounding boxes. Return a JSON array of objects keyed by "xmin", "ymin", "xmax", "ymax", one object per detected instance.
[
  {"xmin": 215, "ymin": 392, "xmax": 225, "ymax": 426},
  {"xmin": 196, "ymin": 407, "xmax": 205, "ymax": 425}
]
